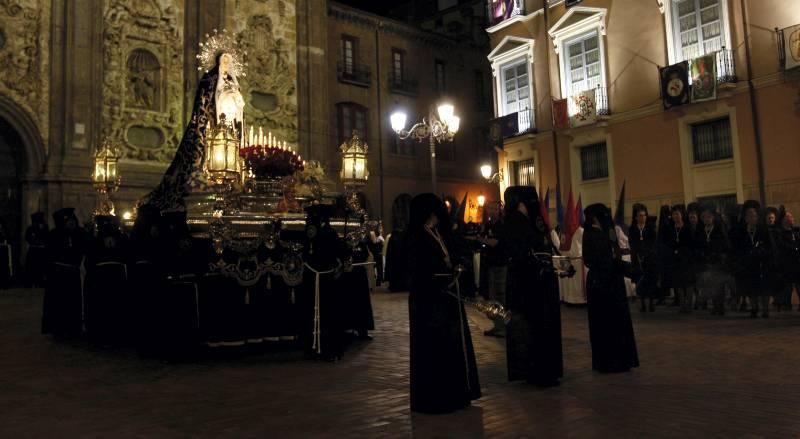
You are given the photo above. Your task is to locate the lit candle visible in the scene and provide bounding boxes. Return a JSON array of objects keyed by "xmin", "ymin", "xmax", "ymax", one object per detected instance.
[
  {"xmin": 268, "ymin": 132, "xmax": 273, "ymax": 148},
  {"xmin": 258, "ymin": 127, "xmax": 263, "ymax": 146},
  {"xmin": 249, "ymin": 126, "xmax": 254, "ymax": 146}
]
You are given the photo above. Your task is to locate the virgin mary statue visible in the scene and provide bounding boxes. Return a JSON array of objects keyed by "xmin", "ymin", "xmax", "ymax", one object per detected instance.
[{"xmin": 137, "ymin": 29, "xmax": 246, "ymax": 214}]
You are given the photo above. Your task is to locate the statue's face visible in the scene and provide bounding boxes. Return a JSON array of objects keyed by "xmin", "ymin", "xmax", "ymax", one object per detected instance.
[{"xmin": 219, "ymin": 53, "xmax": 232, "ymax": 73}]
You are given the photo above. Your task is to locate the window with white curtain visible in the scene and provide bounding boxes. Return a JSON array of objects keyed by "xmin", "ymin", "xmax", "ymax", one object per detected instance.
[
  {"xmin": 501, "ymin": 60, "xmax": 530, "ymax": 116},
  {"xmin": 565, "ymin": 31, "xmax": 601, "ymax": 99},
  {"xmin": 671, "ymin": 0, "xmax": 725, "ymax": 61}
]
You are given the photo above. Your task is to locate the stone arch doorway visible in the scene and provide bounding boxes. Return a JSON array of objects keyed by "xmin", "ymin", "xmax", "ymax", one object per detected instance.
[
  {"xmin": 0, "ymin": 96, "xmax": 47, "ymax": 278},
  {"xmin": 0, "ymin": 117, "xmax": 25, "ymax": 275}
]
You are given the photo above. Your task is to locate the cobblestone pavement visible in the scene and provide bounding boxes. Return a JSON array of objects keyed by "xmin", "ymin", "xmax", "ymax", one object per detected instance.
[{"xmin": 1, "ymin": 288, "xmax": 800, "ymax": 438}]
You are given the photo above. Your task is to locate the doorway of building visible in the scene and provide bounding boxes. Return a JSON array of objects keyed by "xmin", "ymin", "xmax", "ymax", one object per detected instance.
[{"xmin": 0, "ymin": 117, "xmax": 24, "ymax": 280}]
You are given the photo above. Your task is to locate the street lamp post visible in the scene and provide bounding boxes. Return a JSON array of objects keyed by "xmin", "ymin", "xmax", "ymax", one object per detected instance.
[{"xmin": 391, "ymin": 104, "xmax": 460, "ymax": 194}]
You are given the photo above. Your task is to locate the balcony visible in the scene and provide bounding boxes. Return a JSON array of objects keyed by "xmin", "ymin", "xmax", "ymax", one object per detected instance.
[
  {"xmin": 489, "ymin": 108, "xmax": 536, "ymax": 143},
  {"xmin": 567, "ymin": 86, "xmax": 610, "ymax": 120},
  {"xmin": 388, "ymin": 73, "xmax": 419, "ymax": 97},
  {"xmin": 489, "ymin": 0, "xmax": 523, "ymax": 27},
  {"xmin": 715, "ymin": 48, "xmax": 737, "ymax": 87},
  {"xmin": 337, "ymin": 62, "xmax": 371, "ymax": 87}
]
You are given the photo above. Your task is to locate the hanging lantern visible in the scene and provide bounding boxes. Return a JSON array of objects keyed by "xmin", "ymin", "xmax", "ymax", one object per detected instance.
[
  {"xmin": 205, "ymin": 122, "xmax": 241, "ymax": 185},
  {"xmin": 339, "ymin": 130, "xmax": 369, "ymax": 214},
  {"xmin": 92, "ymin": 140, "xmax": 122, "ymax": 216},
  {"xmin": 339, "ymin": 130, "xmax": 369, "ymax": 189}
]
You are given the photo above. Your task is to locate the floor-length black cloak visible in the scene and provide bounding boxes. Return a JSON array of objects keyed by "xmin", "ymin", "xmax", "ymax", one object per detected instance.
[
  {"xmin": 582, "ymin": 222, "xmax": 640, "ymax": 373},
  {"xmin": 408, "ymin": 195, "xmax": 480, "ymax": 414}
]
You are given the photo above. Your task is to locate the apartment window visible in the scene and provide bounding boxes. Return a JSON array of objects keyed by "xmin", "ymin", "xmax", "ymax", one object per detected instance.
[
  {"xmin": 580, "ymin": 143, "xmax": 608, "ymax": 181},
  {"xmin": 391, "ymin": 135, "xmax": 415, "ymax": 156},
  {"xmin": 511, "ymin": 159, "xmax": 535, "ymax": 186},
  {"xmin": 691, "ymin": 117, "xmax": 732, "ymax": 164},
  {"xmin": 342, "ymin": 36, "xmax": 357, "ymax": 75},
  {"xmin": 336, "ymin": 103, "xmax": 368, "ymax": 146},
  {"xmin": 565, "ymin": 31, "xmax": 601, "ymax": 100},
  {"xmin": 501, "ymin": 60, "xmax": 530, "ymax": 116},
  {"xmin": 550, "ymin": 7, "xmax": 608, "ymax": 115},
  {"xmin": 435, "ymin": 60, "xmax": 446, "ymax": 93},
  {"xmin": 670, "ymin": 0, "xmax": 725, "ymax": 62},
  {"xmin": 392, "ymin": 49, "xmax": 404, "ymax": 84}
]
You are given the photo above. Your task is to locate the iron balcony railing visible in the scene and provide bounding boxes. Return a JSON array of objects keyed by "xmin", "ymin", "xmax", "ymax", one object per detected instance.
[
  {"xmin": 595, "ymin": 86, "xmax": 610, "ymax": 116},
  {"xmin": 715, "ymin": 47, "xmax": 737, "ymax": 85},
  {"xmin": 490, "ymin": 108, "xmax": 536, "ymax": 143},
  {"xmin": 337, "ymin": 62, "xmax": 371, "ymax": 87},
  {"xmin": 388, "ymin": 72, "xmax": 419, "ymax": 97},
  {"xmin": 567, "ymin": 85, "xmax": 610, "ymax": 119}
]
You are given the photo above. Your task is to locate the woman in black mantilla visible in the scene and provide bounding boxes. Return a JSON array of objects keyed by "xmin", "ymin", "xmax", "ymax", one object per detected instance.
[
  {"xmin": 503, "ymin": 186, "xmax": 563, "ymax": 387},
  {"xmin": 659, "ymin": 204, "xmax": 696, "ymax": 313},
  {"xmin": 730, "ymin": 200, "xmax": 774, "ymax": 318},
  {"xmin": 582, "ymin": 203, "xmax": 639, "ymax": 374},
  {"xmin": 408, "ymin": 193, "xmax": 480, "ymax": 414},
  {"xmin": 629, "ymin": 204, "xmax": 658, "ymax": 312}
]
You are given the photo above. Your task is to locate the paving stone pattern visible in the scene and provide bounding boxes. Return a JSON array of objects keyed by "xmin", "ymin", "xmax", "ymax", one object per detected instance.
[{"xmin": 1, "ymin": 288, "xmax": 799, "ymax": 438}]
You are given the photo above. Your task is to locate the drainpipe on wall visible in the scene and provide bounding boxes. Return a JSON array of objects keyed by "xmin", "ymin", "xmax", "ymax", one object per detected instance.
[
  {"xmin": 543, "ymin": 5, "xmax": 562, "ymax": 195},
  {"xmin": 375, "ymin": 24, "xmax": 386, "ymax": 220},
  {"xmin": 741, "ymin": 0, "xmax": 767, "ymax": 205}
]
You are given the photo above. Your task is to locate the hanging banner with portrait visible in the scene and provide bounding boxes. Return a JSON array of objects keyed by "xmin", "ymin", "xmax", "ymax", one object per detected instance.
[
  {"xmin": 659, "ymin": 61, "xmax": 690, "ymax": 109},
  {"xmin": 782, "ymin": 24, "xmax": 800, "ymax": 71},
  {"xmin": 691, "ymin": 53, "xmax": 717, "ymax": 103},
  {"xmin": 490, "ymin": 0, "xmax": 515, "ymax": 26},
  {"xmin": 569, "ymin": 90, "xmax": 596, "ymax": 128}
]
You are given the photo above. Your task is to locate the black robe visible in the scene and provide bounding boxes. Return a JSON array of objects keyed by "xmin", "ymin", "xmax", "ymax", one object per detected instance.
[
  {"xmin": 659, "ymin": 223, "xmax": 696, "ymax": 289},
  {"xmin": 385, "ymin": 229, "xmax": 409, "ymax": 292},
  {"xmin": 629, "ymin": 223, "xmax": 659, "ymax": 298},
  {"xmin": 730, "ymin": 224, "xmax": 774, "ymax": 297},
  {"xmin": 409, "ymin": 230, "xmax": 480, "ymax": 414},
  {"xmin": 340, "ymin": 240, "xmax": 375, "ymax": 333},
  {"xmin": 301, "ymin": 224, "xmax": 346, "ymax": 358},
  {"xmin": 582, "ymin": 226, "xmax": 640, "ymax": 373},
  {"xmin": 25, "ymin": 224, "xmax": 48, "ymax": 286},
  {"xmin": 42, "ymin": 228, "xmax": 88, "ymax": 336},
  {"xmin": 504, "ymin": 210, "xmax": 563, "ymax": 384},
  {"xmin": 0, "ymin": 233, "xmax": 11, "ymax": 288},
  {"xmin": 775, "ymin": 227, "xmax": 800, "ymax": 306},
  {"xmin": 84, "ymin": 237, "xmax": 130, "ymax": 344}
]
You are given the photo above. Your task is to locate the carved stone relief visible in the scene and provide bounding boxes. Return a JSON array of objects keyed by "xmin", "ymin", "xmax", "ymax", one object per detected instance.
[
  {"xmin": 0, "ymin": 0, "xmax": 50, "ymax": 151},
  {"xmin": 103, "ymin": 0, "xmax": 183, "ymax": 162},
  {"xmin": 229, "ymin": 0, "xmax": 298, "ymax": 144}
]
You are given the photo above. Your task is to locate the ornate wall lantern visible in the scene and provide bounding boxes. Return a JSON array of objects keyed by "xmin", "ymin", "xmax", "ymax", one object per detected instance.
[{"xmin": 92, "ymin": 140, "xmax": 122, "ymax": 216}]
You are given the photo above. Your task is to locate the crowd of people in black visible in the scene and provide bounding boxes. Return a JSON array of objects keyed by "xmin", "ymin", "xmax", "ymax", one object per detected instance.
[
  {"xmin": 4, "ymin": 204, "xmax": 376, "ymax": 361},
  {"xmin": 628, "ymin": 200, "xmax": 800, "ymax": 318}
]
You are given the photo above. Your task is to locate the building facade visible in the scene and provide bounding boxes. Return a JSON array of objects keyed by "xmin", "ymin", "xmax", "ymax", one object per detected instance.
[
  {"xmin": 486, "ymin": 0, "xmax": 800, "ymax": 221},
  {"xmin": 327, "ymin": 1, "xmax": 495, "ymax": 224},
  {"xmin": 0, "ymin": 0, "xmax": 496, "ymax": 267}
]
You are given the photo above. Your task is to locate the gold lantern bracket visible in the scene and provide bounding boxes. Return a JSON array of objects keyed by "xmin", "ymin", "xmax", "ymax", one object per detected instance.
[{"xmin": 339, "ymin": 130, "xmax": 369, "ymax": 214}]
